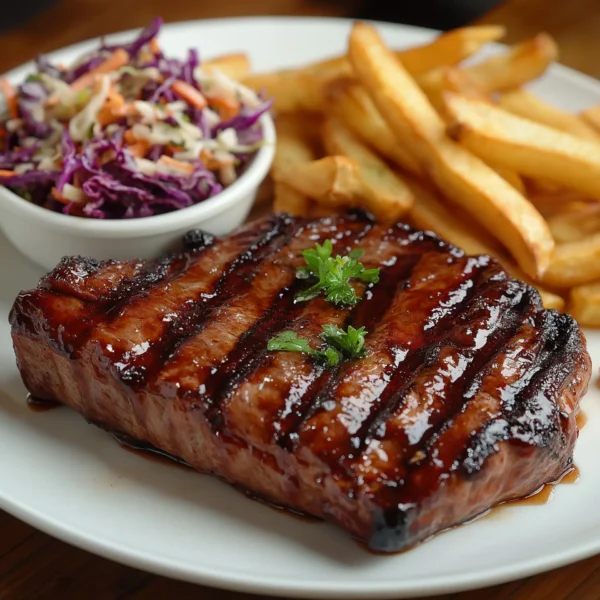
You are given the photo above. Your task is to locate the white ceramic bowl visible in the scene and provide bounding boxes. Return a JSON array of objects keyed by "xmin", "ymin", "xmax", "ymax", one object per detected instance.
[{"xmin": 0, "ymin": 113, "xmax": 275, "ymax": 272}]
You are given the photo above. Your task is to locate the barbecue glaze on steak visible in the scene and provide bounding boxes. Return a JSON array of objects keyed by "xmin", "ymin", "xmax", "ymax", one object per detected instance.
[{"xmin": 9, "ymin": 213, "xmax": 591, "ymax": 552}]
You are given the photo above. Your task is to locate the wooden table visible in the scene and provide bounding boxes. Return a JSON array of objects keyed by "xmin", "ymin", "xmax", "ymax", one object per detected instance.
[{"xmin": 1, "ymin": 1, "xmax": 599, "ymax": 598}]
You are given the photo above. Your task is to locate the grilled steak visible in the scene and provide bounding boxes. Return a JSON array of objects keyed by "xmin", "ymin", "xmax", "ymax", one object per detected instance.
[{"xmin": 9, "ymin": 213, "xmax": 591, "ymax": 552}]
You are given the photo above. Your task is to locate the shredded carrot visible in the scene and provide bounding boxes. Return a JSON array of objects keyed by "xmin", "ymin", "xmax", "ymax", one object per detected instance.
[
  {"xmin": 171, "ymin": 80, "xmax": 207, "ymax": 110},
  {"xmin": 71, "ymin": 49, "xmax": 129, "ymax": 91},
  {"xmin": 51, "ymin": 187, "xmax": 71, "ymax": 205},
  {"xmin": 96, "ymin": 89, "xmax": 127, "ymax": 126},
  {"xmin": 150, "ymin": 38, "xmax": 160, "ymax": 55},
  {"xmin": 165, "ymin": 143, "xmax": 184, "ymax": 155},
  {"xmin": 207, "ymin": 95, "xmax": 239, "ymax": 121},
  {"xmin": 159, "ymin": 155, "xmax": 194, "ymax": 173},
  {"xmin": 0, "ymin": 169, "xmax": 17, "ymax": 177},
  {"xmin": 199, "ymin": 149, "xmax": 220, "ymax": 170},
  {"xmin": 124, "ymin": 130, "xmax": 137, "ymax": 144},
  {"xmin": 0, "ymin": 79, "xmax": 18, "ymax": 119},
  {"xmin": 127, "ymin": 141, "xmax": 150, "ymax": 158}
]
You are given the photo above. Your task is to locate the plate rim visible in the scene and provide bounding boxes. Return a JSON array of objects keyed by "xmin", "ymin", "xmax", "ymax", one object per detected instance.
[{"xmin": 1, "ymin": 15, "xmax": 600, "ymax": 599}]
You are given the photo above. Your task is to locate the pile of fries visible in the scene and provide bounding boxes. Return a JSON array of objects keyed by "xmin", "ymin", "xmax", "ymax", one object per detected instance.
[{"xmin": 221, "ymin": 23, "xmax": 600, "ymax": 327}]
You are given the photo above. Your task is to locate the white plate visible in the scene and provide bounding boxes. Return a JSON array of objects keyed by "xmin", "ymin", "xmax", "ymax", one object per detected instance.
[{"xmin": 1, "ymin": 17, "xmax": 600, "ymax": 600}]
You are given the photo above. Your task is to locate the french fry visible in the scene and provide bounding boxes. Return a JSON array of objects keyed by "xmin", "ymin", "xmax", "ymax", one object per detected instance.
[
  {"xmin": 542, "ymin": 232, "xmax": 600, "ymax": 288},
  {"xmin": 461, "ymin": 33, "xmax": 558, "ymax": 94},
  {"xmin": 417, "ymin": 33, "xmax": 558, "ymax": 104},
  {"xmin": 499, "ymin": 89, "xmax": 600, "ymax": 141},
  {"xmin": 490, "ymin": 165, "xmax": 525, "ymax": 193},
  {"xmin": 348, "ymin": 22, "xmax": 554, "ymax": 279},
  {"xmin": 406, "ymin": 177, "xmax": 563, "ymax": 310},
  {"xmin": 581, "ymin": 104, "xmax": 600, "ymax": 133},
  {"xmin": 418, "ymin": 66, "xmax": 489, "ymax": 112},
  {"xmin": 322, "ymin": 116, "xmax": 414, "ymax": 222},
  {"xmin": 445, "ymin": 93, "xmax": 600, "ymax": 201},
  {"xmin": 324, "ymin": 78, "xmax": 421, "ymax": 175},
  {"xmin": 270, "ymin": 115, "xmax": 318, "ymax": 216},
  {"xmin": 243, "ymin": 25, "xmax": 506, "ymax": 113},
  {"xmin": 273, "ymin": 155, "xmax": 379, "ymax": 211},
  {"xmin": 569, "ymin": 282, "xmax": 600, "ymax": 327},
  {"xmin": 407, "ymin": 177, "xmax": 503, "ymax": 256},
  {"xmin": 276, "ymin": 25, "xmax": 506, "ymax": 83},
  {"xmin": 273, "ymin": 182, "xmax": 312, "ymax": 216},
  {"xmin": 393, "ymin": 25, "xmax": 506, "ymax": 75},
  {"xmin": 547, "ymin": 204, "xmax": 600, "ymax": 243},
  {"xmin": 243, "ymin": 72, "xmax": 327, "ymax": 113},
  {"xmin": 202, "ymin": 53, "xmax": 251, "ymax": 80}
]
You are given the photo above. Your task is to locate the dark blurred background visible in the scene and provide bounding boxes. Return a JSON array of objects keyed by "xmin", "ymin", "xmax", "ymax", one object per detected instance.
[
  {"xmin": 357, "ymin": 0, "xmax": 503, "ymax": 30},
  {"xmin": 2, "ymin": 0, "xmax": 502, "ymax": 34}
]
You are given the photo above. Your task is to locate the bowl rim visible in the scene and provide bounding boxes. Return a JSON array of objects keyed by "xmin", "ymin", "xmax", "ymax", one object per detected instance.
[{"xmin": 0, "ymin": 113, "xmax": 275, "ymax": 239}]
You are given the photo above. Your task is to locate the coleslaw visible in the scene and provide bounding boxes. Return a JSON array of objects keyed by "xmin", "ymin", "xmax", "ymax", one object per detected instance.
[{"xmin": 0, "ymin": 18, "xmax": 271, "ymax": 218}]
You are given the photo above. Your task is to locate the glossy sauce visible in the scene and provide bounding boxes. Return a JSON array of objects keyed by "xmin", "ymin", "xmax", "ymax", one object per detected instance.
[
  {"xmin": 576, "ymin": 410, "xmax": 588, "ymax": 430},
  {"xmin": 113, "ymin": 433, "xmax": 192, "ymax": 471},
  {"xmin": 497, "ymin": 464, "xmax": 580, "ymax": 510},
  {"xmin": 26, "ymin": 394, "xmax": 61, "ymax": 412}
]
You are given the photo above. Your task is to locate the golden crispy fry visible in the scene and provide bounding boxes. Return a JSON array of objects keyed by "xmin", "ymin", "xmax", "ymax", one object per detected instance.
[
  {"xmin": 299, "ymin": 25, "xmax": 506, "ymax": 81},
  {"xmin": 202, "ymin": 53, "xmax": 251, "ymax": 80},
  {"xmin": 406, "ymin": 177, "xmax": 563, "ymax": 310},
  {"xmin": 322, "ymin": 116, "xmax": 414, "ymax": 221},
  {"xmin": 417, "ymin": 34, "xmax": 557, "ymax": 104},
  {"xmin": 461, "ymin": 34, "xmax": 558, "ymax": 95},
  {"xmin": 324, "ymin": 78, "xmax": 421, "ymax": 175},
  {"xmin": 527, "ymin": 187, "xmax": 596, "ymax": 219},
  {"xmin": 542, "ymin": 232, "xmax": 600, "ymax": 288},
  {"xmin": 407, "ymin": 177, "xmax": 503, "ymax": 256},
  {"xmin": 348, "ymin": 22, "xmax": 554, "ymax": 279},
  {"xmin": 569, "ymin": 282, "xmax": 600, "ymax": 327},
  {"xmin": 547, "ymin": 204, "xmax": 600, "ymax": 243},
  {"xmin": 243, "ymin": 72, "xmax": 327, "ymax": 113},
  {"xmin": 445, "ymin": 93, "xmax": 600, "ymax": 201},
  {"xmin": 418, "ymin": 67, "xmax": 489, "ymax": 112},
  {"xmin": 243, "ymin": 25, "xmax": 506, "ymax": 113},
  {"xmin": 395, "ymin": 25, "xmax": 506, "ymax": 75},
  {"xmin": 270, "ymin": 115, "xmax": 319, "ymax": 216},
  {"xmin": 490, "ymin": 165, "xmax": 525, "ymax": 193},
  {"xmin": 273, "ymin": 155, "xmax": 377, "ymax": 210},
  {"xmin": 581, "ymin": 104, "xmax": 600, "ymax": 133},
  {"xmin": 273, "ymin": 182, "xmax": 311, "ymax": 216},
  {"xmin": 499, "ymin": 89, "xmax": 600, "ymax": 141}
]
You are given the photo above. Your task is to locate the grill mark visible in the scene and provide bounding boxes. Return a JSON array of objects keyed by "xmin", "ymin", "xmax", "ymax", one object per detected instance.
[
  {"xmin": 293, "ymin": 254, "xmax": 492, "ymax": 471},
  {"xmin": 66, "ymin": 250, "xmax": 210, "ymax": 358},
  {"xmin": 200, "ymin": 220, "xmax": 375, "ymax": 430},
  {"xmin": 201, "ymin": 279, "xmax": 309, "ymax": 429},
  {"xmin": 90, "ymin": 217, "xmax": 286, "ymax": 386},
  {"xmin": 364, "ymin": 273, "xmax": 529, "ymax": 459},
  {"xmin": 360, "ymin": 285, "xmax": 541, "ymax": 513},
  {"xmin": 459, "ymin": 311, "xmax": 585, "ymax": 475},
  {"xmin": 356, "ymin": 264, "xmax": 496, "ymax": 451},
  {"xmin": 149, "ymin": 215, "xmax": 301, "ymax": 375},
  {"xmin": 385, "ymin": 303, "xmax": 553, "ymax": 512},
  {"xmin": 270, "ymin": 227, "xmax": 445, "ymax": 448},
  {"xmin": 275, "ymin": 253, "xmax": 424, "ymax": 450},
  {"xmin": 398, "ymin": 281, "xmax": 535, "ymax": 475}
]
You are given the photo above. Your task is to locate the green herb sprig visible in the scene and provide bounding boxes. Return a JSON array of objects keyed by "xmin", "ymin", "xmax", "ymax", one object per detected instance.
[
  {"xmin": 267, "ymin": 325, "xmax": 368, "ymax": 368},
  {"xmin": 295, "ymin": 240, "xmax": 380, "ymax": 306}
]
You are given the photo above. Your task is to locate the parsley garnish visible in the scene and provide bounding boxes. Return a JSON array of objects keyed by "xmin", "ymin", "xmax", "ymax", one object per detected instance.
[
  {"xmin": 267, "ymin": 325, "xmax": 368, "ymax": 368},
  {"xmin": 295, "ymin": 240, "xmax": 380, "ymax": 306}
]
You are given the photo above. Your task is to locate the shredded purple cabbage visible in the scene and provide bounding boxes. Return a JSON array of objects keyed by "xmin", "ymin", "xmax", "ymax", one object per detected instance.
[
  {"xmin": 0, "ymin": 17, "xmax": 270, "ymax": 219},
  {"xmin": 213, "ymin": 99, "xmax": 273, "ymax": 135}
]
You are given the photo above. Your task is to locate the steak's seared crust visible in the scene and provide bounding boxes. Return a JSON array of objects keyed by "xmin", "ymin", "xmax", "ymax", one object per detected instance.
[{"xmin": 9, "ymin": 213, "xmax": 591, "ymax": 552}]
